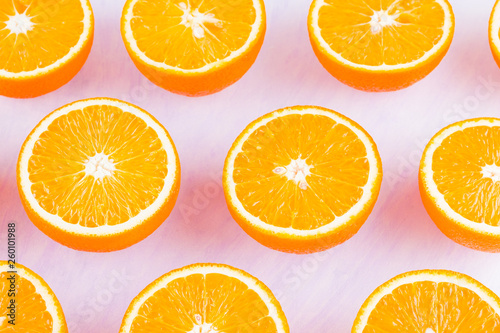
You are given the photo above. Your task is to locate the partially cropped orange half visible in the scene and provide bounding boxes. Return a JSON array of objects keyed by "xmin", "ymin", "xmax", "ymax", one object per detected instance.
[
  {"xmin": 352, "ymin": 270, "xmax": 500, "ymax": 332},
  {"xmin": 17, "ymin": 98, "xmax": 180, "ymax": 252},
  {"xmin": 121, "ymin": 0, "xmax": 266, "ymax": 97},
  {"xmin": 119, "ymin": 263, "xmax": 289, "ymax": 333},
  {"xmin": 0, "ymin": 0, "xmax": 94, "ymax": 98},
  {"xmin": 223, "ymin": 106, "xmax": 382, "ymax": 254},
  {"xmin": 489, "ymin": 0, "xmax": 500, "ymax": 68},
  {"xmin": 0, "ymin": 261, "xmax": 67, "ymax": 332},
  {"xmin": 308, "ymin": 0, "xmax": 454, "ymax": 92},
  {"xmin": 419, "ymin": 118, "xmax": 500, "ymax": 252}
]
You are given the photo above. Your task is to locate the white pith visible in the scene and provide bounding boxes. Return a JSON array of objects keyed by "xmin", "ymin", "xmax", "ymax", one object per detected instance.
[
  {"xmin": 188, "ymin": 313, "xmax": 218, "ymax": 333},
  {"xmin": 225, "ymin": 107, "xmax": 381, "ymax": 237},
  {"xmin": 309, "ymin": 0, "xmax": 454, "ymax": 71},
  {"xmin": 425, "ymin": 329, "xmax": 436, "ymax": 333},
  {"xmin": 188, "ymin": 322, "xmax": 218, "ymax": 333},
  {"xmin": 84, "ymin": 152, "xmax": 116, "ymax": 180},
  {"xmin": 369, "ymin": 10, "xmax": 398, "ymax": 34},
  {"xmin": 18, "ymin": 98, "xmax": 179, "ymax": 237},
  {"xmin": 0, "ymin": 263, "xmax": 65, "ymax": 332},
  {"xmin": 0, "ymin": 0, "xmax": 93, "ymax": 79},
  {"xmin": 482, "ymin": 164, "xmax": 500, "ymax": 183},
  {"xmin": 491, "ymin": 0, "xmax": 500, "ymax": 55},
  {"xmin": 353, "ymin": 271, "xmax": 500, "ymax": 331},
  {"xmin": 119, "ymin": 264, "xmax": 287, "ymax": 333},
  {"xmin": 122, "ymin": 0, "xmax": 264, "ymax": 73},
  {"xmin": 421, "ymin": 119, "xmax": 500, "ymax": 235},
  {"xmin": 177, "ymin": 2, "xmax": 223, "ymax": 40},
  {"xmin": 5, "ymin": 12, "xmax": 35, "ymax": 35},
  {"xmin": 273, "ymin": 158, "xmax": 312, "ymax": 190}
]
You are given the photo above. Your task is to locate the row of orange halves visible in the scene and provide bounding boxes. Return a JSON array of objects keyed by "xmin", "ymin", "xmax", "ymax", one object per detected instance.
[
  {"xmin": 16, "ymin": 97, "xmax": 500, "ymax": 254},
  {"xmin": 3, "ymin": 0, "xmax": 498, "ymax": 98},
  {"xmin": 4, "ymin": 262, "xmax": 500, "ymax": 331}
]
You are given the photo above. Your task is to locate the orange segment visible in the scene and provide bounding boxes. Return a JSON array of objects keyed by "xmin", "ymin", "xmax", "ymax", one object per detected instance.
[
  {"xmin": 17, "ymin": 98, "xmax": 180, "ymax": 252},
  {"xmin": 223, "ymin": 106, "xmax": 382, "ymax": 254},
  {"xmin": 419, "ymin": 118, "xmax": 500, "ymax": 252},
  {"xmin": 28, "ymin": 106, "xmax": 168, "ymax": 227},
  {"xmin": 121, "ymin": 0, "xmax": 266, "ymax": 96},
  {"xmin": 129, "ymin": 0, "xmax": 255, "ymax": 70},
  {"xmin": 308, "ymin": 0, "xmax": 454, "ymax": 91},
  {"xmin": 0, "ymin": 0, "xmax": 93, "ymax": 98},
  {"xmin": 119, "ymin": 264, "xmax": 289, "ymax": 333},
  {"xmin": 432, "ymin": 126, "xmax": 500, "ymax": 226},
  {"xmin": 366, "ymin": 282, "xmax": 499, "ymax": 330},
  {"xmin": 233, "ymin": 116, "xmax": 368, "ymax": 230},
  {"xmin": 353, "ymin": 270, "xmax": 500, "ymax": 332},
  {"xmin": 0, "ymin": 0, "xmax": 84, "ymax": 72},
  {"xmin": 0, "ymin": 262, "xmax": 67, "ymax": 332}
]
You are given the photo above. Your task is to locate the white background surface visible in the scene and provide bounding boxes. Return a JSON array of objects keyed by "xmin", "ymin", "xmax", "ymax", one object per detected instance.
[{"xmin": 2, "ymin": 0, "xmax": 500, "ymax": 331}]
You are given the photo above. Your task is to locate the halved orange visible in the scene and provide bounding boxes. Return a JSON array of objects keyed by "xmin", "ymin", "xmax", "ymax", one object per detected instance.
[
  {"xmin": 121, "ymin": 0, "xmax": 266, "ymax": 97},
  {"xmin": 352, "ymin": 270, "xmax": 500, "ymax": 332},
  {"xmin": 119, "ymin": 263, "xmax": 289, "ymax": 333},
  {"xmin": 0, "ymin": 0, "xmax": 94, "ymax": 98},
  {"xmin": 489, "ymin": 0, "xmax": 500, "ymax": 68},
  {"xmin": 419, "ymin": 118, "xmax": 500, "ymax": 252},
  {"xmin": 223, "ymin": 106, "xmax": 382, "ymax": 254},
  {"xmin": 0, "ymin": 261, "xmax": 67, "ymax": 332},
  {"xmin": 308, "ymin": 0, "xmax": 455, "ymax": 92},
  {"xmin": 17, "ymin": 98, "xmax": 180, "ymax": 252}
]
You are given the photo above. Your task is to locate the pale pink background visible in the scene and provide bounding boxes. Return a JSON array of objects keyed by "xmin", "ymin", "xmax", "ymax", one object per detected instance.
[{"xmin": 1, "ymin": 0, "xmax": 500, "ymax": 332}]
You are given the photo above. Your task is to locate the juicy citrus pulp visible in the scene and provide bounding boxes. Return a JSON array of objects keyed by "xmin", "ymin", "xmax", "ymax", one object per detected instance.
[
  {"xmin": 0, "ymin": 261, "xmax": 67, "ymax": 332},
  {"xmin": 119, "ymin": 263, "xmax": 289, "ymax": 333},
  {"xmin": 308, "ymin": 0, "xmax": 454, "ymax": 91},
  {"xmin": 420, "ymin": 118, "xmax": 500, "ymax": 252},
  {"xmin": 121, "ymin": 0, "xmax": 266, "ymax": 96},
  {"xmin": 17, "ymin": 98, "xmax": 180, "ymax": 252},
  {"xmin": 0, "ymin": 0, "xmax": 94, "ymax": 98},
  {"xmin": 352, "ymin": 270, "xmax": 500, "ymax": 332},
  {"xmin": 223, "ymin": 106, "xmax": 382, "ymax": 253}
]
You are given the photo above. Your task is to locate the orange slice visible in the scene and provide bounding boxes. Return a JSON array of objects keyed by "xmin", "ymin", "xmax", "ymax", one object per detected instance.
[
  {"xmin": 419, "ymin": 118, "xmax": 500, "ymax": 252},
  {"xmin": 121, "ymin": 0, "xmax": 266, "ymax": 97},
  {"xmin": 223, "ymin": 106, "xmax": 382, "ymax": 254},
  {"xmin": 0, "ymin": 261, "xmax": 67, "ymax": 332},
  {"xmin": 0, "ymin": 0, "xmax": 94, "ymax": 98},
  {"xmin": 308, "ymin": 0, "xmax": 455, "ymax": 92},
  {"xmin": 17, "ymin": 98, "xmax": 180, "ymax": 252},
  {"xmin": 119, "ymin": 263, "xmax": 289, "ymax": 333},
  {"xmin": 490, "ymin": 0, "xmax": 500, "ymax": 68},
  {"xmin": 352, "ymin": 270, "xmax": 500, "ymax": 332}
]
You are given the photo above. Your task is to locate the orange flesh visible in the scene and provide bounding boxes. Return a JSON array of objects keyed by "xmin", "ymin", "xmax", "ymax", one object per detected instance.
[
  {"xmin": 317, "ymin": 0, "xmax": 445, "ymax": 66},
  {"xmin": 130, "ymin": 273, "xmax": 277, "ymax": 332},
  {"xmin": 129, "ymin": 0, "xmax": 255, "ymax": 70},
  {"xmin": 432, "ymin": 126, "xmax": 500, "ymax": 226},
  {"xmin": 0, "ymin": 271, "xmax": 53, "ymax": 332},
  {"xmin": 0, "ymin": 0, "xmax": 84, "ymax": 73},
  {"xmin": 28, "ymin": 105, "xmax": 169, "ymax": 228},
  {"xmin": 365, "ymin": 281, "xmax": 500, "ymax": 331},
  {"xmin": 233, "ymin": 114, "xmax": 369, "ymax": 230}
]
